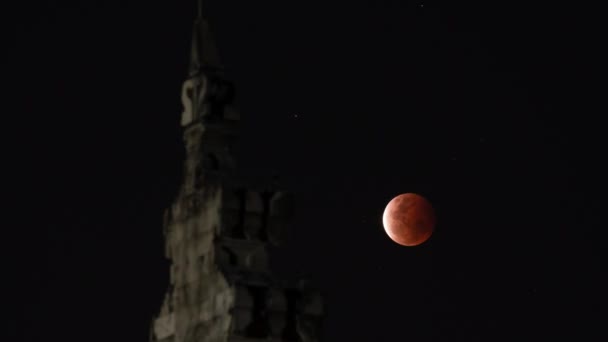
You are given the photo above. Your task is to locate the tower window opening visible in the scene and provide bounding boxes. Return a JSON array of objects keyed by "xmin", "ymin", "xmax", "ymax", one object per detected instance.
[{"xmin": 204, "ymin": 153, "xmax": 219, "ymax": 171}]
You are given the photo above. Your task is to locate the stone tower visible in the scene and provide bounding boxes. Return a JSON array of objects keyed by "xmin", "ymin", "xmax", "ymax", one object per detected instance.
[{"xmin": 150, "ymin": 2, "xmax": 324, "ymax": 341}]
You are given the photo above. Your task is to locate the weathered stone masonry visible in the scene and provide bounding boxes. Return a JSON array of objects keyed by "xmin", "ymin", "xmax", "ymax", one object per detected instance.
[{"xmin": 150, "ymin": 3, "xmax": 324, "ymax": 342}]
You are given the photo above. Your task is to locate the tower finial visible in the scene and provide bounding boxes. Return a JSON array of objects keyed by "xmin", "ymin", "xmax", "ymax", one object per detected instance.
[{"xmin": 188, "ymin": 0, "xmax": 222, "ymax": 76}]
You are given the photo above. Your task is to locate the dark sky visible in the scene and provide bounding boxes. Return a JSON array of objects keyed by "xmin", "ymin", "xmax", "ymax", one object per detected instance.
[{"xmin": 5, "ymin": 1, "xmax": 606, "ymax": 341}]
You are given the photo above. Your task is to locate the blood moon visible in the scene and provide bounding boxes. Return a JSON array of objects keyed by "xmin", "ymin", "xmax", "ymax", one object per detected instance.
[{"xmin": 382, "ymin": 193, "xmax": 436, "ymax": 246}]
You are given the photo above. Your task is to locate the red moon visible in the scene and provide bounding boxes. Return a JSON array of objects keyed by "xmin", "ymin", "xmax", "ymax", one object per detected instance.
[{"xmin": 382, "ymin": 193, "xmax": 436, "ymax": 246}]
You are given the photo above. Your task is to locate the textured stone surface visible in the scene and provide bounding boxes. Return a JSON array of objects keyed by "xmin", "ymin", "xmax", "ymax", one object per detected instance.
[{"xmin": 151, "ymin": 3, "xmax": 324, "ymax": 341}]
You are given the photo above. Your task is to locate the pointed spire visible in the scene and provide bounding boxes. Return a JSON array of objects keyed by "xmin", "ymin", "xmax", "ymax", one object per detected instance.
[{"xmin": 189, "ymin": 0, "xmax": 222, "ymax": 77}]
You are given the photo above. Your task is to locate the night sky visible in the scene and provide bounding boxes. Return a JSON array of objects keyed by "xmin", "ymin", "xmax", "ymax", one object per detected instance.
[{"xmin": 5, "ymin": 1, "xmax": 606, "ymax": 341}]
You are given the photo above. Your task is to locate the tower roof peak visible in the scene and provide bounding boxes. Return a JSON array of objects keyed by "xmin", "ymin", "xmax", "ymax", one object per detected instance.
[{"xmin": 189, "ymin": 0, "xmax": 222, "ymax": 76}]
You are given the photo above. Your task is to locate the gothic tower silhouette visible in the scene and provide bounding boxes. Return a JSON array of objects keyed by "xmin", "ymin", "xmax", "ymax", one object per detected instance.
[{"xmin": 150, "ymin": 2, "xmax": 324, "ymax": 341}]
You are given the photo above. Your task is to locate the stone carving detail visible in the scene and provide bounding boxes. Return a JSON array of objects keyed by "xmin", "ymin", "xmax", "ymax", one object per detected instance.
[
  {"xmin": 218, "ymin": 189, "xmax": 294, "ymax": 244},
  {"xmin": 231, "ymin": 285, "xmax": 254, "ymax": 334},
  {"xmin": 267, "ymin": 191, "xmax": 295, "ymax": 245},
  {"xmin": 296, "ymin": 290, "xmax": 324, "ymax": 342},
  {"xmin": 243, "ymin": 191, "xmax": 264, "ymax": 240},
  {"xmin": 266, "ymin": 288, "xmax": 288, "ymax": 337}
]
